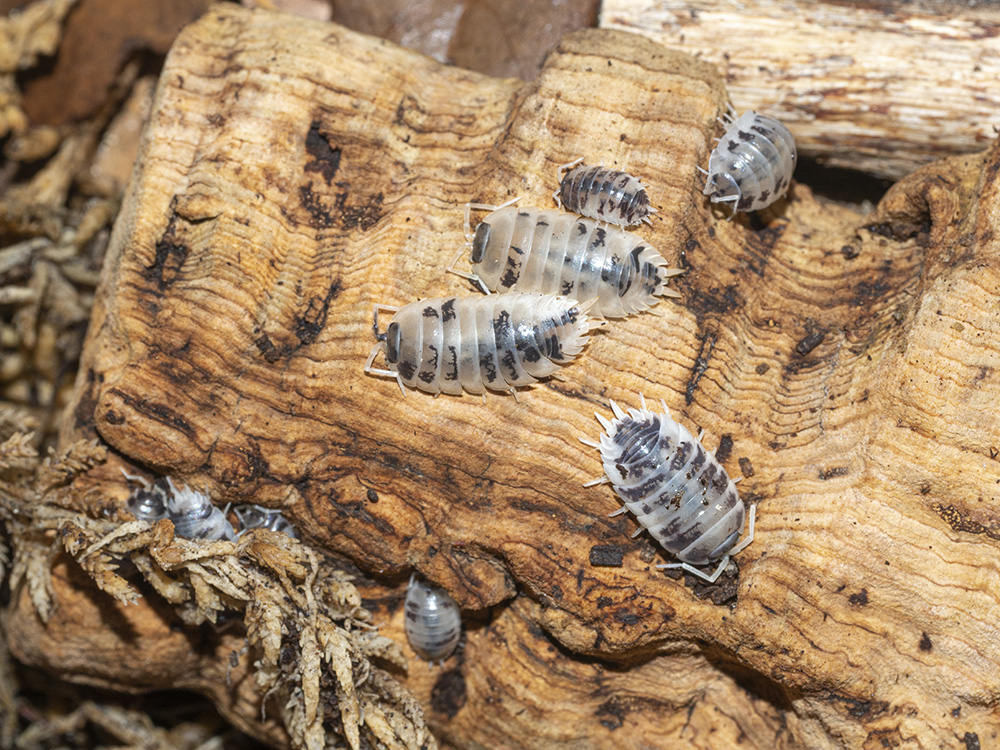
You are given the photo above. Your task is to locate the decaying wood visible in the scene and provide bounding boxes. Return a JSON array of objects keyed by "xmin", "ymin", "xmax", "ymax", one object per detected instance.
[
  {"xmin": 8, "ymin": 4, "xmax": 1000, "ymax": 749},
  {"xmin": 600, "ymin": 0, "xmax": 1000, "ymax": 179}
]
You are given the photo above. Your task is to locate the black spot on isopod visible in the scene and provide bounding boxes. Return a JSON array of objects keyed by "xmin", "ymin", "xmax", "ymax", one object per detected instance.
[
  {"xmin": 737, "ymin": 194, "xmax": 754, "ymax": 211},
  {"xmin": 441, "ymin": 298, "xmax": 456, "ymax": 321},
  {"xmin": 726, "ymin": 139, "xmax": 740, "ymax": 152},
  {"xmin": 848, "ymin": 589, "xmax": 869, "ymax": 606},
  {"xmin": 397, "ymin": 359, "xmax": 416, "ymax": 380},
  {"xmin": 423, "ymin": 306, "xmax": 439, "ymax": 318},
  {"xmin": 501, "ymin": 270, "xmax": 520, "ymax": 289}
]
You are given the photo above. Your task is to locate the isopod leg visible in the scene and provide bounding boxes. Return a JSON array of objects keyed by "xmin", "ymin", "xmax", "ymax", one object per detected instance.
[
  {"xmin": 363, "ymin": 343, "xmax": 407, "ymax": 396},
  {"xmin": 657, "ymin": 555, "xmax": 731, "ymax": 584},
  {"xmin": 119, "ymin": 468, "xmax": 151, "ymax": 489},
  {"xmin": 607, "ymin": 505, "xmax": 628, "ymax": 517},
  {"xmin": 445, "ymin": 248, "xmax": 489, "ymax": 294},
  {"xmin": 728, "ymin": 504, "xmax": 756, "ymax": 556},
  {"xmin": 582, "ymin": 476, "xmax": 609, "ymax": 488},
  {"xmin": 371, "ymin": 303, "xmax": 400, "ymax": 340}
]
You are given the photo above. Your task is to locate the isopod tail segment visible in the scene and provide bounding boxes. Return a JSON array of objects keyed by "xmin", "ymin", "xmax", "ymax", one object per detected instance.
[
  {"xmin": 447, "ymin": 197, "xmax": 521, "ymax": 294},
  {"xmin": 363, "ymin": 302, "xmax": 406, "ymax": 396},
  {"xmin": 658, "ymin": 505, "xmax": 755, "ymax": 584}
]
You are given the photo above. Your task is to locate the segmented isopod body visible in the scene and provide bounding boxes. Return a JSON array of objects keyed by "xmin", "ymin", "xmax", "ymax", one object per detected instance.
[
  {"xmin": 703, "ymin": 110, "xmax": 796, "ymax": 213},
  {"xmin": 456, "ymin": 205, "xmax": 680, "ymax": 318},
  {"xmin": 404, "ymin": 575, "xmax": 461, "ymax": 662},
  {"xmin": 233, "ymin": 504, "xmax": 298, "ymax": 538},
  {"xmin": 557, "ymin": 163, "xmax": 653, "ymax": 227},
  {"xmin": 587, "ymin": 397, "xmax": 755, "ymax": 583},
  {"xmin": 364, "ymin": 292, "xmax": 595, "ymax": 396},
  {"xmin": 123, "ymin": 472, "xmax": 170, "ymax": 523},
  {"xmin": 163, "ymin": 478, "xmax": 236, "ymax": 541}
]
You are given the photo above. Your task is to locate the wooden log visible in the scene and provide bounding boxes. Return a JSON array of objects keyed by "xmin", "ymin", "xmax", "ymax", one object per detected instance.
[
  {"xmin": 15, "ymin": 4, "xmax": 1000, "ymax": 748},
  {"xmin": 600, "ymin": 0, "xmax": 1000, "ymax": 179}
]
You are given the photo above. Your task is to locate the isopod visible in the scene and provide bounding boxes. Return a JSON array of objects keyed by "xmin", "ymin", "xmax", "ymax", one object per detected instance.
[
  {"xmin": 122, "ymin": 470, "xmax": 170, "ymax": 523},
  {"xmin": 582, "ymin": 396, "xmax": 755, "ymax": 583},
  {"xmin": 701, "ymin": 109, "xmax": 796, "ymax": 214},
  {"xmin": 449, "ymin": 203, "xmax": 681, "ymax": 318},
  {"xmin": 555, "ymin": 159, "xmax": 654, "ymax": 227},
  {"xmin": 165, "ymin": 478, "xmax": 236, "ymax": 541},
  {"xmin": 364, "ymin": 292, "xmax": 597, "ymax": 397},
  {"xmin": 404, "ymin": 574, "xmax": 461, "ymax": 663},
  {"xmin": 122, "ymin": 470, "xmax": 236, "ymax": 541},
  {"xmin": 233, "ymin": 504, "xmax": 298, "ymax": 538}
]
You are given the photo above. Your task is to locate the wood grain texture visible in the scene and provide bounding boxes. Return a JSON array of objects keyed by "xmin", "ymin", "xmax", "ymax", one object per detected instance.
[
  {"xmin": 600, "ymin": 0, "xmax": 1000, "ymax": 179},
  {"xmin": 30, "ymin": 4, "xmax": 1000, "ymax": 748}
]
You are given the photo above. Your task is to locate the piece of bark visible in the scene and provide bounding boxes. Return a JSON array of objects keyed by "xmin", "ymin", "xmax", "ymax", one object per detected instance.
[
  {"xmin": 20, "ymin": 4, "xmax": 1000, "ymax": 749},
  {"xmin": 329, "ymin": 0, "xmax": 600, "ymax": 79},
  {"xmin": 600, "ymin": 0, "xmax": 1000, "ymax": 180}
]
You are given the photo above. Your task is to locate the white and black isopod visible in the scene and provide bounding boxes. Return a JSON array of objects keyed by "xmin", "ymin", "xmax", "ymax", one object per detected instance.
[
  {"xmin": 163, "ymin": 478, "xmax": 236, "ymax": 541},
  {"xmin": 583, "ymin": 396, "xmax": 755, "ymax": 583},
  {"xmin": 404, "ymin": 574, "xmax": 461, "ymax": 663},
  {"xmin": 233, "ymin": 504, "xmax": 298, "ymax": 538},
  {"xmin": 701, "ymin": 109, "xmax": 796, "ymax": 214},
  {"xmin": 364, "ymin": 292, "xmax": 597, "ymax": 397},
  {"xmin": 122, "ymin": 470, "xmax": 170, "ymax": 523},
  {"xmin": 555, "ymin": 160, "xmax": 655, "ymax": 227},
  {"xmin": 449, "ymin": 203, "xmax": 681, "ymax": 318}
]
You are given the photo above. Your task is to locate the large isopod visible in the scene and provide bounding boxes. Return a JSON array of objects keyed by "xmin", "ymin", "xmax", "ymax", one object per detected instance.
[
  {"xmin": 449, "ymin": 203, "xmax": 681, "ymax": 318},
  {"xmin": 582, "ymin": 396, "xmax": 755, "ymax": 583},
  {"xmin": 364, "ymin": 292, "xmax": 596, "ymax": 397},
  {"xmin": 555, "ymin": 159, "xmax": 654, "ymax": 227},
  {"xmin": 404, "ymin": 574, "xmax": 461, "ymax": 663},
  {"xmin": 701, "ymin": 109, "xmax": 796, "ymax": 214}
]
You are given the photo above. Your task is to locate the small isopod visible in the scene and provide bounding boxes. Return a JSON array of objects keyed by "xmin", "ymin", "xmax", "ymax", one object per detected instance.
[
  {"xmin": 164, "ymin": 479, "xmax": 236, "ymax": 541},
  {"xmin": 233, "ymin": 504, "xmax": 298, "ymax": 538},
  {"xmin": 404, "ymin": 574, "xmax": 461, "ymax": 663},
  {"xmin": 582, "ymin": 396, "xmax": 755, "ymax": 583},
  {"xmin": 364, "ymin": 292, "xmax": 597, "ymax": 397},
  {"xmin": 122, "ymin": 470, "xmax": 170, "ymax": 523},
  {"xmin": 701, "ymin": 109, "xmax": 796, "ymax": 215},
  {"xmin": 449, "ymin": 203, "xmax": 681, "ymax": 318},
  {"xmin": 555, "ymin": 159, "xmax": 655, "ymax": 227},
  {"xmin": 122, "ymin": 470, "xmax": 236, "ymax": 541}
]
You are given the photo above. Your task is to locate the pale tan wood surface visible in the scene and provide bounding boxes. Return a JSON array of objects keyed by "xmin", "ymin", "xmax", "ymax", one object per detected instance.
[
  {"xmin": 8, "ymin": 4, "xmax": 998, "ymax": 748},
  {"xmin": 600, "ymin": 0, "xmax": 1000, "ymax": 179}
]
